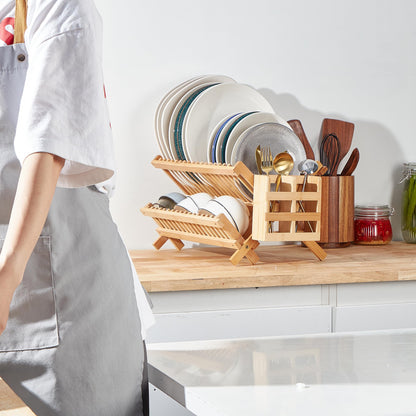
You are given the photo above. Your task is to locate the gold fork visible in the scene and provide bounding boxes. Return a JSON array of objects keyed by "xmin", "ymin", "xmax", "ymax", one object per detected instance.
[
  {"xmin": 260, "ymin": 147, "xmax": 274, "ymax": 175},
  {"xmin": 260, "ymin": 147, "xmax": 275, "ymax": 231}
]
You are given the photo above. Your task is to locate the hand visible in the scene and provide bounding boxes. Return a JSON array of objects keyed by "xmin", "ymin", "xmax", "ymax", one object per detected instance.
[{"xmin": 0, "ymin": 264, "xmax": 22, "ymax": 335}]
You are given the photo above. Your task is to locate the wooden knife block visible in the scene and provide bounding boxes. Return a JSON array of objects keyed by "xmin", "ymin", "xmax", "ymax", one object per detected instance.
[{"xmin": 318, "ymin": 176, "xmax": 354, "ymax": 248}]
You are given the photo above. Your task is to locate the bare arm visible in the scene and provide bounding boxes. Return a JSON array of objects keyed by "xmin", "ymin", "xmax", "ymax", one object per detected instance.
[{"xmin": 0, "ymin": 152, "xmax": 65, "ymax": 334}]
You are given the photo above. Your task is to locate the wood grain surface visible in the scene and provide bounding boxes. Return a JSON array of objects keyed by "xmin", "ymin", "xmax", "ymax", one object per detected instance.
[
  {"xmin": 340, "ymin": 148, "xmax": 360, "ymax": 176},
  {"xmin": 0, "ymin": 378, "xmax": 36, "ymax": 415},
  {"xmin": 319, "ymin": 175, "xmax": 354, "ymax": 246},
  {"xmin": 130, "ymin": 241, "xmax": 416, "ymax": 292},
  {"xmin": 252, "ymin": 175, "xmax": 322, "ymax": 242}
]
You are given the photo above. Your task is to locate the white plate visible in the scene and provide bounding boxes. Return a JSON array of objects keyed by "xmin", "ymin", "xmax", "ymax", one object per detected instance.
[
  {"xmin": 183, "ymin": 84, "xmax": 275, "ymax": 162},
  {"xmin": 224, "ymin": 112, "xmax": 282, "ymax": 164},
  {"xmin": 158, "ymin": 75, "xmax": 236, "ymax": 160},
  {"xmin": 168, "ymin": 83, "xmax": 216, "ymax": 160},
  {"xmin": 230, "ymin": 122, "xmax": 306, "ymax": 175},
  {"xmin": 154, "ymin": 76, "xmax": 203, "ymax": 159},
  {"xmin": 206, "ymin": 113, "xmax": 241, "ymax": 163}
]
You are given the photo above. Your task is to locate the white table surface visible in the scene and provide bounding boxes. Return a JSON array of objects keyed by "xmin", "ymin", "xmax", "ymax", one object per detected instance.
[{"xmin": 147, "ymin": 328, "xmax": 416, "ymax": 416}]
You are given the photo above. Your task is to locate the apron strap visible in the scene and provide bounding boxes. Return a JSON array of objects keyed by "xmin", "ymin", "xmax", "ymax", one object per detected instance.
[{"xmin": 14, "ymin": 0, "xmax": 27, "ymax": 44}]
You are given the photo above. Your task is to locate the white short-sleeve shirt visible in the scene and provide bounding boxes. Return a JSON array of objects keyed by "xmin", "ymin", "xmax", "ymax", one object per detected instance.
[
  {"xmin": 0, "ymin": 0, "xmax": 155, "ymax": 337},
  {"xmin": 1, "ymin": 0, "xmax": 116, "ymax": 194}
]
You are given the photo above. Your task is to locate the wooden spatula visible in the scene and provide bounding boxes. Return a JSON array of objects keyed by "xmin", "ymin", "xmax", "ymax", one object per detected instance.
[
  {"xmin": 321, "ymin": 118, "xmax": 354, "ymax": 175},
  {"xmin": 287, "ymin": 119, "xmax": 315, "ymax": 160}
]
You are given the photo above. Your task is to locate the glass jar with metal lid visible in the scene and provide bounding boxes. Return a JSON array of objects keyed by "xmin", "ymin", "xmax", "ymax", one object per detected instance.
[
  {"xmin": 401, "ymin": 162, "xmax": 416, "ymax": 243},
  {"xmin": 354, "ymin": 205, "xmax": 394, "ymax": 245}
]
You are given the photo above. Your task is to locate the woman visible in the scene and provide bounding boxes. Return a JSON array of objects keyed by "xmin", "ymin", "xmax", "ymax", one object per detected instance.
[{"xmin": 0, "ymin": 0, "xmax": 153, "ymax": 415}]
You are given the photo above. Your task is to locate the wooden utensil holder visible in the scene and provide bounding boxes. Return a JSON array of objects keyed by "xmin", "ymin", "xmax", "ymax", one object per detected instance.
[
  {"xmin": 318, "ymin": 175, "xmax": 354, "ymax": 248},
  {"xmin": 252, "ymin": 174, "xmax": 326, "ymax": 261}
]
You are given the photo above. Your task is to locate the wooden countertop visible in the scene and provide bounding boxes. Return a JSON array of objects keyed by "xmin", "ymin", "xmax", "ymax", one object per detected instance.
[
  {"xmin": 130, "ymin": 242, "xmax": 416, "ymax": 292},
  {"xmin": 0, "ymin": 378, "xmax": 36, "ymax": 415}
]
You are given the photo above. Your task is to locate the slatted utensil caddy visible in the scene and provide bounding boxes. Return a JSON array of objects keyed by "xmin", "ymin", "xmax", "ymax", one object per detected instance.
[{"xmin": 141, "ymin": 156, "xmax": 326, "ymax": 265}]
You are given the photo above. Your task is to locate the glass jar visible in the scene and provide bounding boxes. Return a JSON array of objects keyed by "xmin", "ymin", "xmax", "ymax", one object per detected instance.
[
  {"xmin": 354, "ymin": 205, "xmax": 394, "ymax": 245},
  {"xmin": 401, "ymin": 162, "xmax": 416, "ymax": 243}
]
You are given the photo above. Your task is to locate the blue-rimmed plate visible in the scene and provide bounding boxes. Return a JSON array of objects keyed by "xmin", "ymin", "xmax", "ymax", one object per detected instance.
[
  {"xmin": 218, "ymin": 112, "xmax": 257, "ymax": 163},
  {"xmin": 169, "ymin": 83, "xmax": 216, "ymax": 160},
  {"xmin": 155, "ymin": 76, "xmax": 203, "ymax": 159},
  {"xmin": 206, "ymin": 113, "xmax": 241, "ymax": 163}
]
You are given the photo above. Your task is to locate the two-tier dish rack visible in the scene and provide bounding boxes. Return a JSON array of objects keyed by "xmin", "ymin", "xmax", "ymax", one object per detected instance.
[{"xmin": 141, "ymin": 155, "xmax": 326, "ymax": 265}]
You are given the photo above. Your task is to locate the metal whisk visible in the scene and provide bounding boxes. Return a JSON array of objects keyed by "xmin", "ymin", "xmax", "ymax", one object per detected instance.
[{"xmin": 319, "ymin": 133, "xmax": 340, "ymax": 176}]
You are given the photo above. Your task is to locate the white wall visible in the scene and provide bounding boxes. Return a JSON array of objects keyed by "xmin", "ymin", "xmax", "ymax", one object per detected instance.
[{"xmin": 95, "ymin": 0, "xmax": 416, "ymax": 249}]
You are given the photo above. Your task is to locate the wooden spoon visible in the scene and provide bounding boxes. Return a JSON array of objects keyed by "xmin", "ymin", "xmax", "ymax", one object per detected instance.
[
  {"xmin": 340, "ymin": 148, "xmax": 360, "ymax": 176},
  {"xmin": 288, "ymin": 119, "xmax": 315, "ymax": 160}
]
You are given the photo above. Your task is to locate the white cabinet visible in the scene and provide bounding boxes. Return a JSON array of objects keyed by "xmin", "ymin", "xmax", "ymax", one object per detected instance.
[
  {"xmin": 334, "ymin": 281, "xmax": 416, "ymax": 332},
  {"xmin": 147, "ymin": 281, "xmax": 416, "ymax": 344},
  {"xmin": 147, "ymin": 305, "xmax": 332, "ymax": 343}
]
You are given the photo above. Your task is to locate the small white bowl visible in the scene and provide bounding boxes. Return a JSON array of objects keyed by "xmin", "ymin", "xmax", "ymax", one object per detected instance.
[
  {"xmin": 158, "ymin": 192, "xmax": 186, "ymax": 209},
  {"xmin": 174, "ymin": 193, "xmax": 212, "ymax": 214},
  {"xmin": 199, "ymin": 195, "xmax": 250, "ymax": 234}
]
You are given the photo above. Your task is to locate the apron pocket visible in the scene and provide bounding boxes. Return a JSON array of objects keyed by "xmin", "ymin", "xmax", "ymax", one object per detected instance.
[{"xmin": 0, "ymin": 228, "xmax": 59, "ymax": 352}]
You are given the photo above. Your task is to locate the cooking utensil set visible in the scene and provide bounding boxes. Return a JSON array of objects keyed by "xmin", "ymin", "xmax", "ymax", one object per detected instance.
[
  {"xmin": 262, "ymin": 118, "xmax": 358, "ymax": 245},
  {"xmin": 289, "ymin": 118, "xmax": 359, "ymax": 176},
  {"xmin": 319, "ymin": 118, "xmax": 357, "ymax": 176}
]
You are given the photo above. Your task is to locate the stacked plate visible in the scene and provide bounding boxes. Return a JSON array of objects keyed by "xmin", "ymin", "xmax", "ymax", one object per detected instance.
[{"xmin": 154, "ymin": 75, "xmax": 306, "ymax": 174}]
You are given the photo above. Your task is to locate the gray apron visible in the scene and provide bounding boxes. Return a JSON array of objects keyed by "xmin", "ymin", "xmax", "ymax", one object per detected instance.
[{"xmin": 0, "ymin": 39, "xmax": 145, "ymax": 416}]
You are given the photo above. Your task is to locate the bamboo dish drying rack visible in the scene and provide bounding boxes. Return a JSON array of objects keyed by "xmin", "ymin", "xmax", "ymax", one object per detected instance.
[
  {"xmin": 141, "ymin": 156, "xmax": 259, "ymax": 265},
  {"xmin": 141, "ymin": 156, "xmax": 326, "ymax": 265}
]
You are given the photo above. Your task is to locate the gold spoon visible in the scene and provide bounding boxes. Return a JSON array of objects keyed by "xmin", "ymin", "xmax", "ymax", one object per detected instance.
[
  {"xmin": 269, "ymin": 152, "xmax": 294, "ymax": 229},
  {"xmin": 273, "ymin": 151, "xmax": 294, "ymax": 191}
]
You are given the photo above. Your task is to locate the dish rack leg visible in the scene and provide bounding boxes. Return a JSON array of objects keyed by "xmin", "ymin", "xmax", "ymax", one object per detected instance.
[
  {"xmin": 170, "ymin": 238, "xmax": 185, "ymax": 251},
  {"xmin": 153, "ymin": 235, "xmax": 184, "ymax": 251},
  {"xmin": 153, "ymin": 236, "xmax": 168, "ymax": 250},
  {"xmin": 230, "ymin": 236, "xmax": 260, "ymax": 265},
  {"xmin": 302, "ymin": 241, "xmax": 327, "ymax": 261}
]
